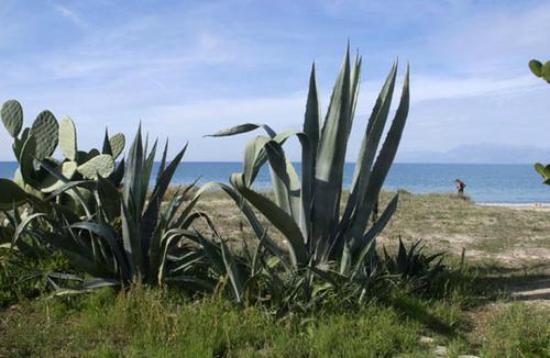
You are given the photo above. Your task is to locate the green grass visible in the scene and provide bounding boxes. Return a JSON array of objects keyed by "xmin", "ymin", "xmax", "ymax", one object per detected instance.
[
  {"xmin": 4, "ymin": 283, "xmax": 542, "ymax": 357},
  {"xmin": 480, "ymin": 303, "xmax": 550, "ymax": 357},
  {"xmin": 1, "ymin": 193, "xmax": 549, "ymax": 356},
  {"xmin": 1, "ymin": 287, "xmax": 432, "ymax": 357}
]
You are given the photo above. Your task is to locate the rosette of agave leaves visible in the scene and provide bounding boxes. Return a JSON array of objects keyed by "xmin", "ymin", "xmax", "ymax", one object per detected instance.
[{"xmin": 207, "ymin": 46, "xmax": 411, "ymax": 307}]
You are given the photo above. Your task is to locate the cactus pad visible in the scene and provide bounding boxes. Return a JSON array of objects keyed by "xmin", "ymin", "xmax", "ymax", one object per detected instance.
[
  {"xmin": 77, "ymin": 154, "xmax": 115, "ymax": 179},
  {"xmin": 109, "ymin": 133, "xmax": 126, "ymax": 159},
  {"xmin": 1, "ymin": 99, "xmax": 23, "ymax": 137},
  {"xmin": 31, "ymin": 110, "xmax": 59, "ymax": 160},
  {"xmin": 59, "ymin": 116, "xmax": 77, "ymax": 160},
  {"xmin": 0, "ymin": 178, "xmax": 27, "ymax": 210},
  {"xmin": 20, "ymin": 135, "xmax": 36, "ymax": 184}
]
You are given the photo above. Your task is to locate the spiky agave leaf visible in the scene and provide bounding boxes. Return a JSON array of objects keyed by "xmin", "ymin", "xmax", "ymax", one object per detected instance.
[{"xmin": 0, "ymin": 179, "xmax": 27, "ymax": 210}]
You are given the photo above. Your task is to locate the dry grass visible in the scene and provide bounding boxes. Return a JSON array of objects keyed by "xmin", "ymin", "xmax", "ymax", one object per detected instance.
[{"xmin": 192, "ymin": 190, "xmax": 550, "ymax": 270}]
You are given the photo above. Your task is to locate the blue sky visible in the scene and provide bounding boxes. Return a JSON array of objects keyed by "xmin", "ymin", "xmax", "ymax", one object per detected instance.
[{"xmin": 0, "ymin": 0, "xmax": 549, "ymax": 162}]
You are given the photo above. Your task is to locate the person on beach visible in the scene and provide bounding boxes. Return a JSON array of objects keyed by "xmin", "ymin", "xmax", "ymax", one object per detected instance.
[{"xmin": 455, "ymin": 179, "xmax": 466, "ymax": 197}]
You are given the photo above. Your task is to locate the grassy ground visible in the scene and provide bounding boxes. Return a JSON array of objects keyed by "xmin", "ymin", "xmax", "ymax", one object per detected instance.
[{"xmin": 1, "ymin": 192, "xmax": 549, "ymax": 357}]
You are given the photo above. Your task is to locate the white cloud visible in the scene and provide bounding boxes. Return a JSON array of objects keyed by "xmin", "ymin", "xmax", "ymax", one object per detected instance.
[{"xmin": 53, "ymin": 4, "xmax": 87, "ymax": 29}]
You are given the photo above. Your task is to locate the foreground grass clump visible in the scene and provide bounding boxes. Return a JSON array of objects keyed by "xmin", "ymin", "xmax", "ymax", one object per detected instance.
[
  {"xmin": 480, "ymin": 303, "xmax": 550, "ymax": 357},
  {"xmin": 0, "ymin": 287, "xmax": 429, "ymax": 357}
]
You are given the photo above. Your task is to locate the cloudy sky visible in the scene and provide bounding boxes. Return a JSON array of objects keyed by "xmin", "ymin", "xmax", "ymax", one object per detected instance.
[{"xmin": 0, "ymin": 0, "xmax": 549, "ymax": 162}]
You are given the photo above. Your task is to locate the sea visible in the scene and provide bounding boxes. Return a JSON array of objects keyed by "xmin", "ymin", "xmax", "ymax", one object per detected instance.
[{"xmin": 1, "ymin": 162, "xmax": 548, "ymax": 204}]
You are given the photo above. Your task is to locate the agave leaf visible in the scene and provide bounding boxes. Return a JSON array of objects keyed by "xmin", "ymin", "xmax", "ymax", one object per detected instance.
[
  {"xmin": 168, "ymin": 251, "xmax": 207, "ymax": 275},
  {"xmin": 165, "ymin": 180, "xmax": 199, "ymax": 226},
  {"xmin": 349, "ymin": 65, "xmax": 410, "ymax": 241},
  {"xmin": 142, "ymin": 139, "xmax": 158, "ymax": 202},
  {"xmin": 157, "ymin": 140, "xmax": 169, "ymax": 183},
  {"xmin": 302, "ymin": 65, "xmax": 320, "ymax": 238},
  {"xmin": 70, "ymin": 222, "xmax": 129, "ymax": 281},
  {"xmin": 231, "ymin": 173, "xmax": 306, "ymax": 267},
  {"xmin": 120, "ymin": 200, "xmax": 139, "ymax": 281},
  {"xmin": 39, "ymin": 159, "xmax": 94, "ymax": 218},
  {"xmin": 97, "ymin": 175, "xmax": 121, "ymax": 220},
  {"xmin": 12, "ymin": 213, "xmax": 47, "ymax": 247},
  {"xmin": 264, "ymin": 141, "xmax": 302, "ymax": 222},
  {"xmin": 207, "ymin": 123, "xmax": 276, "ymax": 138},
  {"xmin": 359, "ymin": 194, "xmax": 399, "ymax": 247},
  {"xmin": 349, "ymin": 54, "xmax": 363, "ymax": 122},
  {"xmin": 45, "ymin": 180, "xmax": 93, "ymax": 201},
  {"xmin": 142, "ymin": 144, "xmax": 186, "ymax": 257},
  {"xmin": 80, "ymin": 278, "xmax": 120, "ymax": 290},
  {"xmin": 340, "ymin": 62, "xmax": 397, "ymax": 232},
  {"xmin": 242, "ymin": 136, "xmax": 270, "ymax": 186},
  {"xmin": 309, "ymin": 266, "xmax": 346, "ymax": 289},
  {"xmin": 0, "ymin": 178, "xmax": 28, "ymax": 210},
  {"xmin": 107, "ymin": 159, "xmax": 124, "ymax": 186},
  {"xmin": 1, "ymin": 99, "xmax": 23, "ymax": 137},
  {"xmin": 124, "ymin": 125, "xmax": 145, "ymax": 215},
  {"xmin": 304, "ymin": 64, "xmax": 320, "ymax": 157},
  {"xmin": 311, "ymin": 47, "xmax": 352, "ymax": 247},
  {"xmin": 59, "ymin": 116, "xmax": 77, "ymax": 160},
  {"xmin": 102, "ymin": 129, "xmax": 112, "ymax": 155},
  {"xmin": 219, "ymin": 236, "xmax": 245, "ymax": 303},
  {"xmin": 39, "ymin": 161, "xmax": 78, "ymax": 193},
  {"xmin": 200, "ymin": 181, "xmax": 289, "ymax": 265},
  {"xmin": 44, "ymin": 227, "xmax": 108, "ymax": 274},
  {"xmin": 240, "ymin": 129, "xmax": 304, "ymax": 187}
]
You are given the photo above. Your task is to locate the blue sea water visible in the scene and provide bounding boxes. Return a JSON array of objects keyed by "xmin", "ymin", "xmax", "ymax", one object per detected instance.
[{"xmin": 1, "ymin": 161, "xmax": 548, "ymax": 204}]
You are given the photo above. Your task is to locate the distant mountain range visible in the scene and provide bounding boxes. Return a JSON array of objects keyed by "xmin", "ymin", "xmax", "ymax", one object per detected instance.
[{"xmin": 397, "ymin": 144, "xmax": 550, "ymax": 164}]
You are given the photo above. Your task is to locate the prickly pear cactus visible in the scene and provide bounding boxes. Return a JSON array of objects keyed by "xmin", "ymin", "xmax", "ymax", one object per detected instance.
[
  {"xmin": 1, "ymin": 99, "xmax": 23, "ymax": 137},
  {"xmin": 77, "ymin": 154, "xmax": 115, "ymax": 179},
  {"xmin": 59, "ymin": 116, "xmax": 77, "ymax": 161},
  {"xmin": 19, "ymin": 135, "xmax": 37, "ymax": 184},
  {"xmin": 0, "ymin": 99, "xmax": 126, "ymax": 214},
  {"xmin": 31, "ymin": 110, "xmax": 59, "ymax": 160},
  {"xmin": 109, "ymin": 133, "xmax": 125, "ymax": 159}
]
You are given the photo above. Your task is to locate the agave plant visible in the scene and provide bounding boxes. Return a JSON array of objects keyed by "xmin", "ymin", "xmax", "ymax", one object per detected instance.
[
  {"xmin": 383, "ymin": 238, "xmax": 445, "ymax": 289},
  {"xmin": 5, "ymin": 127, "xmax": 212, "ymax": 289},
  {"xmin": 209, "ymin": 47, "xmax": 410, "ymax": 302}
]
